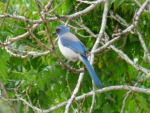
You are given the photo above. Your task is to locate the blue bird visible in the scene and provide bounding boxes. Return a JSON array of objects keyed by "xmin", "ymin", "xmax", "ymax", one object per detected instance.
[{"xmin": 54, "ymin": 25, "xmax": 102, "ymax": 87}]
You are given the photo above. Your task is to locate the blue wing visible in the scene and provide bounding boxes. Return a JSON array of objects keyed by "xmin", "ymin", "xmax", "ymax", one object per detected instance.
[{"xmin": 60, "ymin": 36, "xmax": 88, "ymax": 56}]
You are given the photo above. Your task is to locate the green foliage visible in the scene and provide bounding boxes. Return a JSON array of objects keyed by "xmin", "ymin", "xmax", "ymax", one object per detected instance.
[
  {"xmin": 0, "ymin": 48, "xmax": 10, "ymax": 81},
  {"xmin": 0, "ymin": 0, "xmax": 150, "ymax": 112}
]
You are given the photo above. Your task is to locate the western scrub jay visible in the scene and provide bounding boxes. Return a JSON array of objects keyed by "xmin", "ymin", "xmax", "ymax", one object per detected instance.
[{"xmin": 54, "ymin": 25, "xmax": 102, "ymax": 87}]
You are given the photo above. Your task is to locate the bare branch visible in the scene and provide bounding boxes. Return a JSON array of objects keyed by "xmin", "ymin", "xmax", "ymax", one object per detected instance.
[
  {"xmin": 65, "ymin": 73, "xmax": 84, "ymax": 113},
  {"xmin": 45, "ymin": 85, "xmax": 150, "ymax": 113},
  {"xmin": 0, "ymin": 80, "xmax": 17, "ymax": 113},
  {"xmin": 2, "ymin": 85, "xmax": 150, "ymax": 113},
  {"xmin": 89, "ymin": 85, "xmax": 96, "ymax": 113},
  {"xmin": 133, "ymin": 0, "xmax": 150, "ymax": 27},
  {"xmin": 62, "ymin": 0, "xmax": 105, "ymax": 19},
  {"xmin": 110, "ymin": 45, "xmax": 150, "ymax": 75},
  {"xmin": 137, "ymin": 31, "xmax": 150, "ymax": 62}
]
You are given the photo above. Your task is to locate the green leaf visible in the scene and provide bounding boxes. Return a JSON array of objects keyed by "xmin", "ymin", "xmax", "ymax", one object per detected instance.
[
  {"xmin": 136, "ymin": 94, "xmax": 150, "ymax": 112},
  {"xmin": 128, "ymin": 99, "xmax": 136, "ymax": 113},
  {"xmin": 102, "ymin": 102, "xmax": 112, "ymax": 113},
  {"xmin": 0, "ymin": 49, "xmax": 10, "ymax": 81}
]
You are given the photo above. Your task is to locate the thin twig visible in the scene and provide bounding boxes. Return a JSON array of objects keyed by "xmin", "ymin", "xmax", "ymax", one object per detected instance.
[
  {"xmin": 0, "ymin": 0, "xmax": 10, "ymax": 28},
  {"xmin": 0, "ymin": 80, "xmax": 17, "ymax": 113},
  {"xmin": 137, "ymin": 31, "xmax": 150, "ymax": 62}
]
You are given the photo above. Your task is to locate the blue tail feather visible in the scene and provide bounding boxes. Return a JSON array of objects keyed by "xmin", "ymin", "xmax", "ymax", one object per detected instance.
[{"xmin": 80, "ymin": 55, "xmax": 102, "ymax": 87}]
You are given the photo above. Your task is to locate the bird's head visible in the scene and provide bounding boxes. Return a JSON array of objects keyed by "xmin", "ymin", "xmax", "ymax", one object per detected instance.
[{"xmin": 54, "ymin": 25, "xmax": 70, "ymax": 36}]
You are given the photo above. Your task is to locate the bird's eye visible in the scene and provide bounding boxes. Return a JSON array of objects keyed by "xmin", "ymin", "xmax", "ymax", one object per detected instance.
[{"xmin": 56, "ymin": 27, "xmax": 61, "ymax": 33}]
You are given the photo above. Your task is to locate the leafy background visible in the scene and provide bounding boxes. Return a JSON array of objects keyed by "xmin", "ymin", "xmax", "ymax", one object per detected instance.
[{"xmin": 0, "ymin": 0, "xmax": 150, "ymax": 113}]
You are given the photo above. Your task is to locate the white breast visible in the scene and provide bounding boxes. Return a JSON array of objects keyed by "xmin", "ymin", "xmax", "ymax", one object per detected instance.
[{"xmin": 58, "ymin": 39, "xmax": 79, "ymax": 62}]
